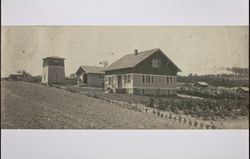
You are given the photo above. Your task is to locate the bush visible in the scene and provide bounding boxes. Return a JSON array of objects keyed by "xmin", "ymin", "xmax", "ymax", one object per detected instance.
[
  {"xmin": 157, "ymin": 111, "xmax": 160, "ymax": 117},
  {"xmin": 183, "ymin": 118, "xmax": 187, "ymax": 123},
  {"xmin": 194, "ymin": 121, "xmax": 198, "ymax": 127},
  {"xmin": 179, "ymin": 116, "xmax": 182, "ymax": 122},
  {"xmin": 147, "ymin": 98, "xmax": 154, "ymax": 108},
  {"xmin": 157, "ymin": 98, "xmax": 166, "ymax": 110}
]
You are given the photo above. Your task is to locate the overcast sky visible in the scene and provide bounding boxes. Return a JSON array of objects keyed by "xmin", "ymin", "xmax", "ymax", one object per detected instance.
[{"xmin": 1, "ymin": 26, "xmax": 248, "ymax": 77}]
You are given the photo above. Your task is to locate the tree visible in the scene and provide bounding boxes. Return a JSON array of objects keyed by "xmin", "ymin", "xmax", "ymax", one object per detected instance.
[
  {"xmin": 99, "ymin": 60, "xmax": 109, "ymax": 67},
  {"xmin": 16, "ymin": 70, "xmax": 32, "ymax": 78}
]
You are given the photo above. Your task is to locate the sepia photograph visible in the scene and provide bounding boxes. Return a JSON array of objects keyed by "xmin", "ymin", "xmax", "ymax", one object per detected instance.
[{"xmin": 1, "ymin": 26, "xmax": 249, "ymax": 129}]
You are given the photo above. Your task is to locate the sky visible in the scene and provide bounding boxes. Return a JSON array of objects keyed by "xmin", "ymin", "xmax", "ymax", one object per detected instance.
[{"xmin": 1, "ymin": 26, "xmax": 249, "ymax": 77}]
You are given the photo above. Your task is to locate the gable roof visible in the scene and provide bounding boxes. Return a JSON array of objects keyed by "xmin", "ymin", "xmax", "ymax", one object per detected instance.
[
  {"xmin": 105, "ymin": 48, "xmax": 181, "ymax": 72},
  {"xmin": 9, "ymin": 74, "xmax": 24, "ymax": 77},
  {"xmin": 237, "ymin": 87, "xmax": 249, "ymax": 92},
  {"xmin": 79, "ymin": 65, "xmax": 104, "ymax": 74},
  {"xmin": 43, "ymin": 56, "xmax": 65, "ymax": 60},
  {"xmin": 196, "ymin": 81, "xmax": 209, "ymax": 86}
]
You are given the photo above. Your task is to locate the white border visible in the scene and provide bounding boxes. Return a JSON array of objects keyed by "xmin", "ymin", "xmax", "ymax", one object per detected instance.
[
  {"xmin": 1, "ymin": 130, "xmax": 249, "ymax": 159},
  {"xmin": 2, "ymin": 0, "xmax": 249, "ymax": 25},
  {"xmin": 1, "ymin": 0, "xmax": 249, "ymax": 159}
]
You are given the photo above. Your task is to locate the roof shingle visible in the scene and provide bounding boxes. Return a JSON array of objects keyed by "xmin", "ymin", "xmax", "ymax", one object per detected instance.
[
  {"xmin": 105, "ymin": 48, "xmax": 159, "ymax": 71},
  {"xmin": 80, "ymin": 65, "xmax": 104, "ymax": 74},
  {"xmin": 105, "ymin": 48, "xmax": 181, "ymax": 71}
]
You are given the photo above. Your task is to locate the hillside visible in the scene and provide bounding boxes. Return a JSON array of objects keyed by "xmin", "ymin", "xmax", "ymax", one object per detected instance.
[{"xmin": 1, "ymin": 81, "xmax": 189, "ymax": 129}]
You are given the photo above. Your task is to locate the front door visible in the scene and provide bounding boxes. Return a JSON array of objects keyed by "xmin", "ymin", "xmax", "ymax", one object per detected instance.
[
  {"xmin": 54, "ymin": 73, "xmax": 59, "ymax": 82},
  {"xmin": 117, "ymin": 76, "xmax": 122, "ymax": 88},
  {"xmin": 83, "ymin": 74, "xmax": 87, "ymax": 84}
]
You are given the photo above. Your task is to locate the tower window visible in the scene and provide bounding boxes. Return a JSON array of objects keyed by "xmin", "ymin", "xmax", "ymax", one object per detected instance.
[{"xmin": 54, "ymin": 60, "xmax": 59, "ymax": 66}]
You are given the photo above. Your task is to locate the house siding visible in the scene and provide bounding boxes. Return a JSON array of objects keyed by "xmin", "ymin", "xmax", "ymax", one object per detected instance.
[
  {"xmin": 133, "ymin": 51, "xmax": 178, "ymax": 75},
  {"xmin": 132, "ymin": 73, "xmax": 177, "ymax": 95},
  {"xmin": 42, "ymin": 66, "xmax": 65, "ymax": 84},
  {"xmin": 104, "ymin": 73, "xmax": 177, "ymax": 95},
  {"xmin": 133, "ymin": 74, "xmax": 177, "ymax": 89},
  {"xmin": 87, "ymin": 73, "xmax": 104, "ymax": 87},
  {"xmin": 105, "ymin": 68, "xmax": 133, "ymax": 75},
  {"xmin": 42, "ymin": 66, "xmax": 49, "ymax": 83}
]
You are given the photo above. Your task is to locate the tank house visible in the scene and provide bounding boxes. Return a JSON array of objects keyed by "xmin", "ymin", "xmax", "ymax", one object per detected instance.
[{"xmin": 42, "ymin": 56, "xmax": 65, "ymax": 84}]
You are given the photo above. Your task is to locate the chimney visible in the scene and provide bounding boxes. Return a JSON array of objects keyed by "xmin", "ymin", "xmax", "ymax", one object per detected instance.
[{"xmin": 134, "ymin": 49, "xmax": 138, "ymax": 55}]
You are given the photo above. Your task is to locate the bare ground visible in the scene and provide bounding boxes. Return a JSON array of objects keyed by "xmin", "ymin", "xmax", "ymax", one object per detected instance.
[{"xmin": 1, "ymin": 81, "xmax": 191, "ymax": 129}]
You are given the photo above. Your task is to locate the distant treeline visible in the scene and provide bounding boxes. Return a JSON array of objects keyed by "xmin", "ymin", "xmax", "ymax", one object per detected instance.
[
  {"xmin": 221, "ymin": 67, "xmax": 249, "ymax": 76},
  {"xmin": 178, "ymin": 74, "xmax": 249, "ymax": 87}
]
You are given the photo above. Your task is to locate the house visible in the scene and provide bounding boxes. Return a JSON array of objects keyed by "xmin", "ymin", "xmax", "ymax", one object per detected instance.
[
  {"xmin": 104, "ymin": 48, "xmax": 181, "ymax": 95},
  {"xmin": 235, "ymin": 87, "xmax": 249, "ymax": 93},
  {"xmin": 42, "ymin": 56, "xmax": 65, "ymax": 84},
  {"xmin": 9, "ymin": 74, "xmax": 24, "ymax": 81},
  {"xmin": 194, "ymin": 81, "xmax": 209, "ymax": 88},
  {"xmin": 76, "ymin": 65, "xmax": 104, "ymax": 87}
]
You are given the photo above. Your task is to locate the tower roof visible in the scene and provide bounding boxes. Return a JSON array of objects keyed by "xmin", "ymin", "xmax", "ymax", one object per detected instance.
[{"xmin": 43, "ymin": 56, "xmax": 65, "ymax": 60}]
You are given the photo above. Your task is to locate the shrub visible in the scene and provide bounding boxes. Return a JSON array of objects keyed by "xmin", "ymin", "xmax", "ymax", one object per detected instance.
[
  {"xmin": 157, "ymin": 111, "xmax": 160, "ymax": 117},
  {"xmin": 152, "ymin": 110, "xmax": 156, "ymax": 114},
  {"xmin": 160, "ymin": 113, "xmax": 164, "ymax": 117},
  {"xmin": 179, "ymin": 116, "xmax": 182, "ymax": 122},
  {"xmin": 194, "ymin": 121, "xmax": 198, "ymax": 127},
  {"xmin": 147, "ymin": 98, "xmax": 154, "ymax": 108},
  {"xmin": 189, "ymin": 120, "xmax": 192, "ymax": 126},
  {"xmin": 183, "ymin": 118, "xmax": 187, "ymax": 123},
  {"xmin": 156, "ymin": 98, "xmax": 166, "ymax": 110},
  {"xmin": 200, "ymin": 123, "xmax": 203, "ymax": 128}
]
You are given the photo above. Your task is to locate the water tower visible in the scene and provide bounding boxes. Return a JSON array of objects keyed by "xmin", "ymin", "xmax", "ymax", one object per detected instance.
[{"xmin": 42, "ymin": 56, "xmax": 65, "ymax": 84}]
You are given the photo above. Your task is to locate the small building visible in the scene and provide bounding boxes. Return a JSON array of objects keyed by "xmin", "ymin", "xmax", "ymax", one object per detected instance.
[
  {"xmin": 104, "ymin": 48, "xmax": 181, "ymax": 95},
  {"xmin": 194, "ymin": 81, "xmax": 209, "ymax": 88},
  {"xmin": 9, "ymin": 74, "xmax": 24, "ymax": 81},
  {"xmin": 42, "ymin": 56, "xmax": 65, "ymax": 84},
  {"xmin": 76, "ymin": 65, "xmax": 104, "ymax": 87},
  {"xmin": 235, "ymin": 87, "xmax": 249, "ymax": 93}
]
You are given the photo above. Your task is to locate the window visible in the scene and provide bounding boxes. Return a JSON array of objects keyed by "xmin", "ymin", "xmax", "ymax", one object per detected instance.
[
  {"xmin": 127, "ymin": 75, "xmax": 131, "ymax": 83},
  {"xmin": 152, "ymin": 59, "xmax": 161, "ymax": 68},
  {"xmin": 142, "ymin": 89, "xmax": 145, "ymax": 95},
  {"xmin": 166, "ymin": 77, "xmax": 174, "ymax": 85},
  {"xmin": 54, "ymin": 60, "xmax": 59, "ymax": 66},
  {"xmin": 124, "ymin": 75, "xmax": 131, "ymax": 83},
  {"xmin": 142, "ymin": 75, "xmax": 154, "ymax": 84},
  {"xmin": 146, "ymin": 76, "xmax": 150, "ymax": 83},
  {"xmin": 124, "ymin": 75, "xmax": 127, "ymax": 83},
  {"xmin": 168, "ymin": 90, "xmax": 171, "ymax": 94},
  {"xmin": 142, "ymin": 75, "xmax": 145, "ymax": 83},
  {"xmin": 166, "ymin": 77, "xmax": 169, "ymax": 84},
  {"xmin": 108, "ymin": 77, "xmax": 112, "ymax": 85}
]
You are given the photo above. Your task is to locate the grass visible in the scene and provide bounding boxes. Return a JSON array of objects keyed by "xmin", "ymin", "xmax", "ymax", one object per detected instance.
[{"xmin": 1, "ymin": 81, "xmax": 191, "ymax": 129}]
